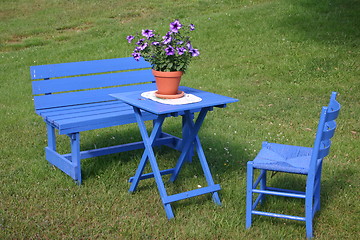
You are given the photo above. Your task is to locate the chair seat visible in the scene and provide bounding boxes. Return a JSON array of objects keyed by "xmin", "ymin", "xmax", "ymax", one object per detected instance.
[{"xmin": 252, "ymin": 142, "xmax": 314, "ymax": 174}]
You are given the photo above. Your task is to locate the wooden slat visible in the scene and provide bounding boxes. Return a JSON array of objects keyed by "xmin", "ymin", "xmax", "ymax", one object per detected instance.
[
  {"xmin": 37, "ymin": 101, "xmax": 122, "ymax": 116},
  {"xmin": 321, "ymin": 121, "xmax": 336, "ymax": 141},
  {"xmin": 49, "ymin": 107, "xmax": 134, "ymax": 126},
  {"xmin": 34, "ymin": 83, "xmax": 156, "ymax": 110},
  {"xmin": 36, "ymin": 100, "xmax": 156, "ymax": 132},
  {"xmin": 58, "ymin": 110, "xmax": 157, "ymax": 134},
  {"xmin": 39, "ymin": 102, "xmax": 130, "ymax": 120},
  {"xmin": 32, "ymin": 69, "xmax": 154, "ymax": 94},
  {"xmin": 30, "ymin": 57, "xmax": 151, "ymax": 80},
  {"xmin": 57, "ymin": 109, "xmax": 137, "ymax": 128},
  {"xmin": 318, "ymin": 140, "xmax": 331, "ymax": 159}
]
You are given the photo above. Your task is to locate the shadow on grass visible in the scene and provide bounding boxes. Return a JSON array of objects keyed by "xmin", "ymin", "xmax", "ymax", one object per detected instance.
[
  {"xmin": 78, "ymin": 122, "xmax": 251, "ymax": 185},
  {"xmin": 280, "ymin": 0, "xmax": 360, "ymax": 45}
]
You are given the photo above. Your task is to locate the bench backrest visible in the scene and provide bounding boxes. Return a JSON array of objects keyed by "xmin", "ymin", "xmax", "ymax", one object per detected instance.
[{"xmin": 31, "ymin": 57, "xmax": 153, "ymax": 110}]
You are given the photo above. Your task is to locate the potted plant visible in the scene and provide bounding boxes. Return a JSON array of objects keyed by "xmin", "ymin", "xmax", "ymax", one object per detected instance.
[{"xmin": 126, "ymin": 19, "xmax": 200, "ymax": 98}]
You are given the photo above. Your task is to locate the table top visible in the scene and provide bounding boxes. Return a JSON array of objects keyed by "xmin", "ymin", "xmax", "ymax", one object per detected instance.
[{"xmin": 110, "ymin": 86, "xmax": 238, "ymax": 115}]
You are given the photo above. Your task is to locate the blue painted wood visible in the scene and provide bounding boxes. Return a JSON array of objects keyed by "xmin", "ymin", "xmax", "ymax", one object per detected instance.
[
  {"xmin": 246, "ymin": 92, "xmax": 341, "ymax": 239},
  {"xmin": 169, "ymin": 109, "xmax": 209, "ymax": 182},
  {"xmin": 110, "ymin": 86, "xmax": 238, "ymax": 115},
  {"xmin": 46, "ymin": 147, "xmax": 76, "ymax": 179},
  {"xmin": 70, "ymin": 132, "xmax": 81, "ymax": 184},
  {"xmin": 252, "ymin": 211, "xmax": 306, "ymax": 222},
  {"xmin": 57, "ymin": 110, "xmax": 155, "ymax": 134},
  {"xmin": 110, "ymin": 90, "xmax": 238, "ymax": 219},
  {"xmin": 131, "ymin": 107, "xmax": 176, "ymax": 218},
  {"xmin": 34, "ymin": 83, "xmax": 156, "ymax": 110},
  {"xmin": 63, "ymin": 136, "xmax": 177, "ymax": 160},
  {"xmin": 32, "ymin": 69, "xmax": 153, "ymax": 94},
  {"xmin": 163, "ymin": 184, "xmax": 221, "ymax": 204},
  {"xmin": 30, "ymin": 57, "xmax": 151, "ymax": 79},
  {"xmin": 30, "ymin": 57, "xmax": 182, "ymax": 183},
  {"xmin": 252, "ymin": 189, "xmax": 306, "ymax": 198},
  {"xmin": 129, "ymin": 112, "xmax": 166, "ymax": 193},
  {"xmin": 46, "ymin": 123, "xmax": 56, "ymax": 151},
  {"xmin": 128, "ymin": 168, "xmax": 176, "ymax": 183}
]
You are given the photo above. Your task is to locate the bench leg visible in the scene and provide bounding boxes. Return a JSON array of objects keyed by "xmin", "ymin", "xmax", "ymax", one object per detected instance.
[
  {"xmin": 69, "ymin": 132, "xmax": 82, "ymax": 185},
  {"xmin": 45, "ymin": 123, "xmax": 82, "ymax": 184},
  {"xmin": 46, "ymin": 123, "xmax": 56, "ymax": 151}
]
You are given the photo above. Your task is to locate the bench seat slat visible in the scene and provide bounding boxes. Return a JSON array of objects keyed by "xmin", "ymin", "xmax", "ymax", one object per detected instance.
[
  {"xmin": 34, "ymin": 83, "xmax": 156, "ymax": 110},
  {"xmin": 55, "ymin": 113, "xmax": 155, "ymax": 135},
  {"xmin": 32, "ymin": 69, "xmax": 153, "ymax": 94},
  {"xmin": 30, "ymin": 57, "xmax": 151, "ymax": 80},
  {"xmin": 46, "ymin": 106, "xmax": 135, "ymax": 125},
  {"xmin": 38, "ymin": 102, "xmax": 130, "ymax": 119},
  {"xmin": 36, "ymin": 101, "xmax": 122, "ymax": 115},
  {"xmin": 57, "ymin": 110, "xmax": 157, "ymax": 134},
  {"xmin": 37, "ymin": 100, "xmax": 156, "ymax": 133},
  {"xmin": 57, "ymin": 110, "xmax": 147, "ymax": 129}
]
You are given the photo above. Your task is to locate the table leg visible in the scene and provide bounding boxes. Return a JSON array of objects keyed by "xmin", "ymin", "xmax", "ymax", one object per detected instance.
[
  {"xmin": 170, "ymin": 108, "xmax": 221, "ymax": 205},
  {"xmin": 129, "ymin": 115, "xmax": 164, "ymax": 193},
  {"xmin": 130, "ymin": 106, "xmax": 221, "ymax": 219},
  {"xmin": 170, "ymin": 108, "xmax": 208, "ymax": 182},
  {"xmin": 193, "ymin": 134, "xmax": 221, "ymax": 205},
  {"xmin": 131, "ymin": 107, "xmax": 175, "ymax": 219},
  {"xmin": 182, "ymin": 114, "xmax": 194, "ymax": 163}
]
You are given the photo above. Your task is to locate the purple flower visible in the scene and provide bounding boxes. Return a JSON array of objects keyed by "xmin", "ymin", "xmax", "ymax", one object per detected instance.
[
  {"xmin": 186, "ymin": 42, "xmax": 192, "ymax": 50},
  {"xmin": 165, "ymin": 46, "xmax": 175, "ymax": 55},
  {"xmin": 170, "ymin": 19, "xmax": 182, "ymax": 33},
  {"xmin": 162, "ymin": 33, "xmax": 172, "ymax": 44},
  {"xmin": 177, "ymin": 47, "xmax": 186, "ymax": 55},
  {"xmin": 138, "ymin": 42, "xmax": 148, "ymax": 50},
  {"xmin": 152, "ymin": 41, "xmax": 160, "ymax": 46},
  {"xmin": 189, "ymin": 48, "xmax": 200, "ymax": 57},
  {"xmin": 177, "ymin": 41, "xmax": 184, "ymax": 45},
  {"xmin": 132, "ymin": 52, "xmax": 141, "ymax": 61},
  {"xmin": 126, "ymin": 35, "xmax": 134, "ymax": 43},
  {"xmin": 142, "ymin": 29, "xmax": 154, "ymax": 39},
  {"xmin": 189, "ymin": 24, "xmax": 195, "ymax": 31},
  {"xmin": 136, "ymin": 39, "xmax": 145, "ymax": 45}
]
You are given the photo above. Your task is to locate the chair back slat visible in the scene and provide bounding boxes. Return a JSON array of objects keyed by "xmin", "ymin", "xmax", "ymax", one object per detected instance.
[
  {"xmin": 325, "ymin": 106, "xmax": 340, "ymax": 122},
  {"xmin": 310, "ymin": 92, "xmax": 341, "ymax": 169},
  {"xmin": 317, "ymin": 139, "xmax": 331, "ymax": 159},
  {"xmin": 321, "ymin": 121, "xmax": 336, "ymax": 141}
]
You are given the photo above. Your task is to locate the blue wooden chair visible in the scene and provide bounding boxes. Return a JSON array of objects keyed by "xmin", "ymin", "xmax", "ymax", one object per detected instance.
[{"xmin": 246, "ymin": 92, "xmax": 341, "ymax": 238}]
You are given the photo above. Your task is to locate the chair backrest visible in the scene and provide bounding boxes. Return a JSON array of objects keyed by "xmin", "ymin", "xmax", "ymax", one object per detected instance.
[
  {"xmin": 31, "ymin": 57, "xmax": 153, "ymax": 110},
  {"xmin": 310, "ymin": 92, "xmax": 341, "ymax": 172}
]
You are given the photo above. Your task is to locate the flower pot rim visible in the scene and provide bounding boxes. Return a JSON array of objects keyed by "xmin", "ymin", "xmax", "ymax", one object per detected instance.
[{"xmin": 152, "ymin": 69, "xmax": 183, "ymax": 77}]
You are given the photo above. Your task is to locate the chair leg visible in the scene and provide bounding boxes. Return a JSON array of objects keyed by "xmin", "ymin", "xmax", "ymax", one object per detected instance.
[
  {"xmin": 259, "ymin": 169, "xmax": 267, "ymax": 204},
  {"xmin": 246, "ymin": 161, "xmax": 254, "ymax": 228},
  {"xmin": 305, "ymin": 186, "xmax": 314, "ymax": 238},
  {"xmin": 314, "ymin": 166, "xmax": 323, "ymax": 213}
]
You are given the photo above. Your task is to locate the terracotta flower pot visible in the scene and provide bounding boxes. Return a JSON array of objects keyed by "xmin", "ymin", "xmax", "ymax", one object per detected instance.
[{"xmin": 152, "ymin": 69, "xmax": 183, "ymax": 95}]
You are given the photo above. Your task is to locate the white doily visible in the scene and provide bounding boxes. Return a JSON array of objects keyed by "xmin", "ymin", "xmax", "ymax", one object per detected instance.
[{"xmin": 141, "ymin": 91, "xmax": 202, "ymax": 105}]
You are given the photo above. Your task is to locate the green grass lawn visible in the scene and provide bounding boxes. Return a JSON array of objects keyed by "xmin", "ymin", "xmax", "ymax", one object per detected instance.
[{"xmin": 1, "ymin": 0, "xmax": 359, "ymax": 238}]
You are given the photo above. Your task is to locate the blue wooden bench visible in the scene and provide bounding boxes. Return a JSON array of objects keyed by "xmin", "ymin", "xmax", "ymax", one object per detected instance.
[{"xmin": 30, "ymin": 57, "xmax": 185, "ymax": 184}]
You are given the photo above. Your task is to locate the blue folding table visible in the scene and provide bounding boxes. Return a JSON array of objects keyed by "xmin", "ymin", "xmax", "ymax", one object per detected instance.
[{"xmin": 110, "ymin": 86, "xmax": 238, "ymax": 219}]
